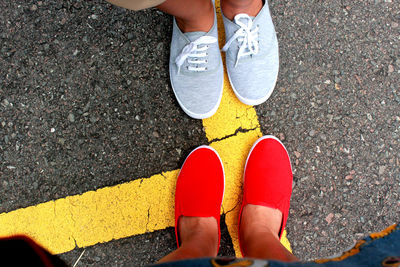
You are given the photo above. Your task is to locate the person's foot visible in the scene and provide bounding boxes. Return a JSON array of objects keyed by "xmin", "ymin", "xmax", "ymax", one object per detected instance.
[
  {"xmin": 240, "ymin": 204, "xmax": 282, "ymax": 243},
  {"xmin": 169, "ymin": 5, "xmax": 223, "ymax": 119},
  {"xmin": 221, "ymin": 0, "xmax": 279, "ymax": 106},
  {"xmin": 175, "ymin": 0, "xmax": 214, "ymax": 33},
  {"xmin": 238, "ymin": 136, "xmax": 293, "ymax": 256},
  {"xmin": 221, "ymin": 0, "xmax": 263, "ymax": 20},
  {"xmin": 174, "ymin": 146, "xmax": 225, "ymax": 254},
  {"xmin": 177, "ymin": 216, "xmax": 218, "ymax": 256}
]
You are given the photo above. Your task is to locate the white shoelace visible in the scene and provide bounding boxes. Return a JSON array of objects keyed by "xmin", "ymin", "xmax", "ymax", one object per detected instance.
[
  {"xmin": 175, "ymin": 36, "xmax": 217, "ymax": 74},
  {"xmin": 222, "ymin": 14, "xmax": 259, "ymax": 67}
]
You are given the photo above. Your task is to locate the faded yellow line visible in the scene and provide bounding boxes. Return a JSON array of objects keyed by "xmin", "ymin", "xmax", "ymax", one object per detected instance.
[
  {"xmin": 0, "ymin": 170, "xmax": 178, "ymax": 254},
  {"xmin": 0, "ymin": 0, "xmax": 291, "ymax": 258}
]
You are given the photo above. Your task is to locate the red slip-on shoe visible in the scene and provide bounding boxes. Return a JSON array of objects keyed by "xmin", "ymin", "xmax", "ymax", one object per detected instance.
[
  {"xmin": 175, "ymin": 145, "xmax": 225, "ymax": 251},
  {"xmin": 238, "ymin": 135, "xmax": 293, "ymax": 256}
]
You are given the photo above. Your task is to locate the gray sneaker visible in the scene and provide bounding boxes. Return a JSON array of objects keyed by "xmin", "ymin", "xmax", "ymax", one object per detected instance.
[
  {"xmin": 169, "ymin": 11, "xmax": 223, "ymax": 119},
  {"xmin": 222, "ymin": 1, "xmax": 279, "ymax": 106}
]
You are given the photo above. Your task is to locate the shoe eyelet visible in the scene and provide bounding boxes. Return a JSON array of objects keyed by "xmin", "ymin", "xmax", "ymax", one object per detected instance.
[{"xmin": 205, "ymin": 67, "xmax": 208, "ymax": 70}]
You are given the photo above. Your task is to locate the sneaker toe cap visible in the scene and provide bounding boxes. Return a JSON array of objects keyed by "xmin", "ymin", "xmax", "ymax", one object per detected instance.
[{"xmin": 170, "ymin": 70, "xmax": 223, "ymax": 119}]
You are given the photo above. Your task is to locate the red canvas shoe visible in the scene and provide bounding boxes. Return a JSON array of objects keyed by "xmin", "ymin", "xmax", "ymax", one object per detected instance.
[
  {"xmin": 239, "ymin": 135, "xmax": 293, "ymax": 256},
  {"xmin": 175, "ymin": 145, "xmax": 225, "ymax": 251}
]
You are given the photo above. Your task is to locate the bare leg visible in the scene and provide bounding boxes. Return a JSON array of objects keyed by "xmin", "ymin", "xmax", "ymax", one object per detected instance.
[
  {"xmin": 107, "ymin": 0, "xmax": 214, "ymax": 32},
  {"xmin": 221, "ymin": 0, "xmax": 263, "ymax": 20},
  {"xmin": 157, "ymin": 0, "xmax": 214, "ymax": 32},
  {"xmin": 158, "ymin": 216, "xmax": 218, "ymax": 263},
  {"xmin": 240, "ymin": 204, "xmax": 298, "ymax": 261}
]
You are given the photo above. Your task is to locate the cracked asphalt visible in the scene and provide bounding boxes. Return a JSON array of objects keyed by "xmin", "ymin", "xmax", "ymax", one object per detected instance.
[{"xmin": 1, "ymin": 0, "xmax": 399, "ymax": 266}]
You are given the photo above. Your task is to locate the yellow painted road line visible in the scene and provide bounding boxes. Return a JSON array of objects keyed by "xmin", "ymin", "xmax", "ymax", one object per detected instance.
[
  {"xmin": 0, "ymin": 170, "xmax": 179, "ymax": 254},
  {"xmin": 0, "ymin": 0, "xmax": 291, "ymax": 258}
]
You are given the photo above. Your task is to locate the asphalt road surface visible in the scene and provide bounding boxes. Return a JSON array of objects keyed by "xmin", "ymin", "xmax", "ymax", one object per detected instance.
[{"xmin": 1, "ymin": 0, "xmax": 399, "ymax": 266}]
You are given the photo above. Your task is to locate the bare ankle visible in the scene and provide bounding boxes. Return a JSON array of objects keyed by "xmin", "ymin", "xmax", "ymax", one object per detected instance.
[
  {"xmin": 158, "ymin": 216, "xmax": 219, "ymax": 263},
  {"xmin": 175, "ymin": 1, "xmax": 214, "ymax": 32},
  {"xmin": 221, "ymin": 0, "xmax": 263, "ymax": 20},
  {"xmin": 240, "ymin": 205, "xmax": 282, "ymax": 241},
  {"xmin": 179, "ymin": 217, "xmax": 218, "ymax": 256},
  {"xmin": 239, "ymin": 205, "xmax": 297, "ymax": 261}
]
